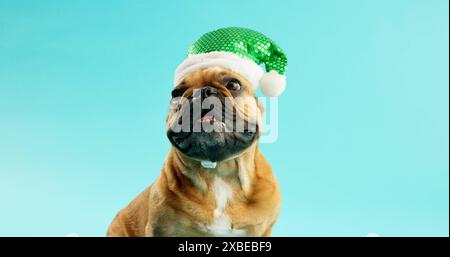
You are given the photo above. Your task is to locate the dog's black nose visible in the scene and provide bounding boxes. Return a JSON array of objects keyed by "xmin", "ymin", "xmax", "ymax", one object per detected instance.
[
  {"xmin": 192, "ymin": 86, "xmax": 217, "ymax": 101},
  {"xmin": 202, "ymin": 86, "xmax": 218, "ymax": 98}
]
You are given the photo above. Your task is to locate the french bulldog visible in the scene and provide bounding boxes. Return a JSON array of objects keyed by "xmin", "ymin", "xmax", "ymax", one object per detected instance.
[{"xmin": 107, "ymin": 67, "xmax": 281, "ymax": 236}]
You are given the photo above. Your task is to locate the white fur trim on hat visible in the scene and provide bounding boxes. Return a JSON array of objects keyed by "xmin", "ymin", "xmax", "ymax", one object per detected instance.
[
  {"xmin": 174, "ymin": 51, "xmax": 264, "ymax": 89},
  {"xmin": 260, "ymin": 70, "xmax": 286, "ymax": 97}
]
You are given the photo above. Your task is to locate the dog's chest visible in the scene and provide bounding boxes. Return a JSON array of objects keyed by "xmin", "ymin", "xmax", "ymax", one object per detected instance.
[{"xmin": 201, "ymin": 177, "xmax": 246, "ymax": 237}]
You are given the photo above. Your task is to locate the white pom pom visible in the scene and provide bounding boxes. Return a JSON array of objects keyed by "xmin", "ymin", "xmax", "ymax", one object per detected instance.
[{"xmin": 260, "ymin": 70, "xmax": 286, "ymax": 97}]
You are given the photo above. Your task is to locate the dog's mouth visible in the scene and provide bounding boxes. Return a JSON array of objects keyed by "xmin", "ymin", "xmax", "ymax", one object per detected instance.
[
  {"xmin": 167, "ymin": 100, "xmax": 258, "ymax": 162},
  {"xmin": 198, "ymin": 115, "xmax": 222, "ymax": 125},
  {"xmin": 196, "ymin": 114, "xmax": 228, "ymax": 131}
]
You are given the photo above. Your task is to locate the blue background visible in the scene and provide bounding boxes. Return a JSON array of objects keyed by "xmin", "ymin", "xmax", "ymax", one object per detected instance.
[{"xmin": 0, "ymin": 0, "xmax": 448, "ymax": 236}]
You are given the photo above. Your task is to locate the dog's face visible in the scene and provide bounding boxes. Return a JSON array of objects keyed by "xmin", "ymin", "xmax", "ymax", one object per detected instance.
[{"xmin": 166, "ymin": 67, "xmax": 263, "ymax": 162}]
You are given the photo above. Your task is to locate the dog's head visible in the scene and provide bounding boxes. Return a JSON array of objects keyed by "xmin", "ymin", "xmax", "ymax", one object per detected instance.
[{"xmin": 166, "ymin": 67, "xmax": 263, "ymax": 162}]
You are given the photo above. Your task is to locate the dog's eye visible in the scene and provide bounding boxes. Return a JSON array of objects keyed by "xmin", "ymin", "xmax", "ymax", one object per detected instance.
[
  {"xmin": 170, "ymin": 87, "xmax": 187, "ymax": 108},
  {"xmin": 225, "ymin": 79, "xmax": 241, "ymax": 91},
  {"xmin": 171, "ymin": 87, "xmax": 187, "ymax": 98}
]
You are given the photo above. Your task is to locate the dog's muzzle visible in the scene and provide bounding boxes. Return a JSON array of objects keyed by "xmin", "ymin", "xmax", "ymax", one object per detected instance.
[{"xmin": 167, "ymin": 86, "xmax": 258, "ymax": 162}]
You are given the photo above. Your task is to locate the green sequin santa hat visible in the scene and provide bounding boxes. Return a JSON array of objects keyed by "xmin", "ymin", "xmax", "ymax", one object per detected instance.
[{"xmin": 174, "ymin": 27, "xmax": 288, "ymax": 97}]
